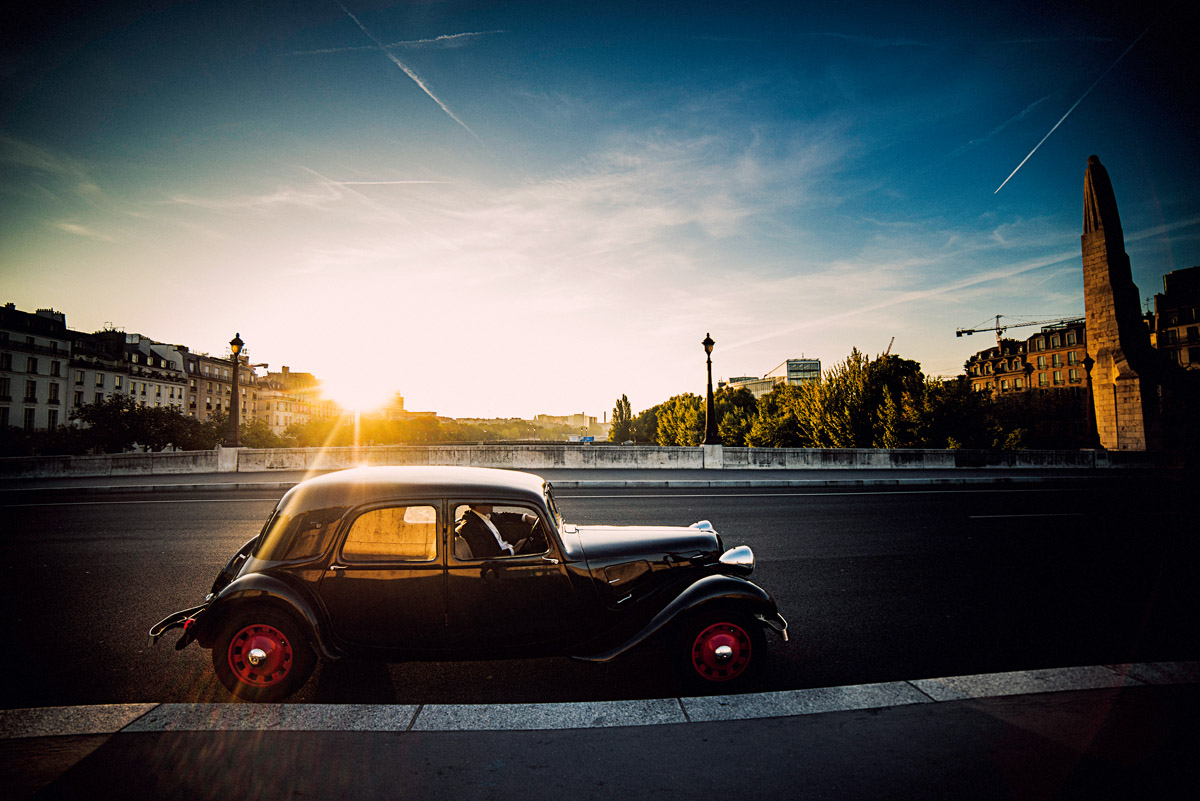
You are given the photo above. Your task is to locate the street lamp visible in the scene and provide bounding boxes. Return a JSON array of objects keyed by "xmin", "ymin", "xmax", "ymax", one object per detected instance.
[
  {"xmin": 228, "ymin": 333, "xmax": 243, "ymax": 447},
  {"xmin": 702, "ymin": 333, "xmax": 720, "ymax": 445}
]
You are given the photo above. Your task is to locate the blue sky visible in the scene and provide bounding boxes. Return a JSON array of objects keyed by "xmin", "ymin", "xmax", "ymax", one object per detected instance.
[{"xmin": 3, "ymin": 1, "xmax": 1197, "ymax": 417}]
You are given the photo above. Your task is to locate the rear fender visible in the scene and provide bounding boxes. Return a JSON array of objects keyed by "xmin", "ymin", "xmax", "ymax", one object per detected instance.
[
  {"xmin": 573, "ymin": 574, "xmax": 780, "ymax": 662},
  {"xmin": 194, "ymin": 573, "xmax": 341, "ymax": 660}
]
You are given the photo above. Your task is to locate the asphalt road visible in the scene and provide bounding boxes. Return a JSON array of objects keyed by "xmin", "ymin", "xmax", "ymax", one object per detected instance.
[{"xmin": 1, "ymin": 477, "xmax": 1195, "ymax": 710}]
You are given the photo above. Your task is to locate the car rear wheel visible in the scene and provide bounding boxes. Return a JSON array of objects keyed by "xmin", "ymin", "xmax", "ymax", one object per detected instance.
[
  {"xmin": 212, "ymin": 610, "xmax": 315, "ymax": 702},
  {"xmin": 678, "ymin": 612, "xmax": 764, "ymax": 688}
]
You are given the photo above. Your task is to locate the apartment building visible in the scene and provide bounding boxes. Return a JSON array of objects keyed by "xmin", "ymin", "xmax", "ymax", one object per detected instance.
[
  {"xmin": 1147, "ymin": 265, "xmax": 1200, "ymax": 369},
  {"xmin": 966, "ymin": 320, "xmax": 1089, "ymax": 394},
  {"xmin": 0, "ymin": 305, "xmax": 73, "ymax": 430}
]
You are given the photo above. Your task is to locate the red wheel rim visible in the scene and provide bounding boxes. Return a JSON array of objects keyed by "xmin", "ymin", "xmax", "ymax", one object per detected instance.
[
  {"xmin": 227, "ymin": 623, "xmax": 293, "ymax": 687},
  {"xmin": 690, "ymin": 622, "xmax": 752, "ymax": 681}
]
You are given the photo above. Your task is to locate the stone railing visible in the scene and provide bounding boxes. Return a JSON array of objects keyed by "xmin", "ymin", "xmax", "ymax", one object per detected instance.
[{"xmin": 0, "ymin": 443, "xmax": 1168, "ymax": 479}]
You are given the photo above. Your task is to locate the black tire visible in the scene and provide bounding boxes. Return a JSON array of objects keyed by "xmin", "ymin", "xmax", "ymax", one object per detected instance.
[
  {"xmin": 676, "ymin": 611, "xmax": 765, "ymax": 689},
  {"xmin": 212, "ymin": 609, "xmax": 316, "ymax": 702}
]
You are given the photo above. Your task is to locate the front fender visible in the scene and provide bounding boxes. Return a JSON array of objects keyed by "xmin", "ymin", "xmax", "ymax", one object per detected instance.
[
  {"xmin": 194, "ymin": 573, "xmax": 341, "ymax": 660},
  {"xmin": 572, "ymin": 573, "xmax": 783, "ymax": 663}
]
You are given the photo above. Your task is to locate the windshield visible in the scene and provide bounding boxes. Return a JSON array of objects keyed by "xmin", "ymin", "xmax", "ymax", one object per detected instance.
[{"xmin": 544, "ymin": 484, "xmax": 565, "ymax": 529}]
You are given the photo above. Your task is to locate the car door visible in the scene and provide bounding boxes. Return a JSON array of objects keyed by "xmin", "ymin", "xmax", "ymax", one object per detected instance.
[
  {"xmin": 445, "ymin": 500, "xmax": 581, "ymax": 651},
  {"xmin": 315, "ymin": 501, "xmax": 446, "ymax": 652}
]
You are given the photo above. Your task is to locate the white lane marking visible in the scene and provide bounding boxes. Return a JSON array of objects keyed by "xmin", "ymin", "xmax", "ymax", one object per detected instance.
[
  {"xmin": 968, "ymin": 513, "xmax": 1085, "ymax": 519},
  {"xmin": 2, "ymin": 498, "xmax": 280, "ymax": 508},
  {"xmin": 1, "ymin": 662, "xmax": 1195, "ymax": 739},
  {"xmin": 558, "ymin": 488, "xmax": 1080, "ymax": 499}
]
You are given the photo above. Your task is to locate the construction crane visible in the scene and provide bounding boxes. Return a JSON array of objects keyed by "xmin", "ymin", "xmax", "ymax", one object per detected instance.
[{"xmin": 956, "ymin": 315, "xmax": 1084, "ymax": 345}]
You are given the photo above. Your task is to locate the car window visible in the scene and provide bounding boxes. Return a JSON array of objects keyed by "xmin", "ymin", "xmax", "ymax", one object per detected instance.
[
  {"xmin": 256, "ymin": 505, "xmax": 348, "ymax": 561},
  {"xmin": 342, "ymin": 504, "xmax": 437, "ymax": 563},
  {"xmin": 452, "ymin": 503, "xmax": 547, "ymax": 560}
]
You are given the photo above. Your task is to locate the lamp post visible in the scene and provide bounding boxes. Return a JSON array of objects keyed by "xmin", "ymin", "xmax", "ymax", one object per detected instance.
[
  {"xmin": 228, "ymin": 333, "xmax": 243, "ymax": 447},
  {"xmin": 702, "ymin": 333, "xmax": 720, "ymax": 445}
]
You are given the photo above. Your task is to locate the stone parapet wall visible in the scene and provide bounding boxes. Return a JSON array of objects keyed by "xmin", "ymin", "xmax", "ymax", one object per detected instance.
[{"xmin": 0, "ymin": 445, "xmax": 1160, "ymax": 478}]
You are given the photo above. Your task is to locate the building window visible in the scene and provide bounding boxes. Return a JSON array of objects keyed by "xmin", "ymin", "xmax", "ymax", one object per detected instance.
[
  {"xmin": 131, "ymin": 353, "xmax": 139, "ymax": 364},
  {"xmin": 1069, "ymin": 369, "xmax": 1080, "ymax": 382},
  {"xmin": 1050, "ymin": 334, "xmax": 1060, "ymax": 347},
  {"xmin": 24, "ymin": 408, "xmax": 36, "ymax": 431},
  {"xmin": 97, "ymin": 373, "xmax": 105, "ymax": 387},
  {"xmin": 1039, "ymin": 373, "xmax": 1048, "ymax": 387},
  {"xmin": 1053, "ymin": 370, "xmax": 1063, "ymax": 385},
  {"xmin": 27, "ymin": 356, "xmax": 38, "ymax": 373},
  {"xmin": 25, "ymin": 380, "xmax": 37, "ymax": 401},
  {"xmin": 1066, "ymin": 331, "xmax": 1077, "ymax": 345},
  {"xmin": 1035, "ymin": 338, "xmax": 1045, "ymax": 351},
  {"xmin": 49, "ymin": 382, "xmax": 60, "ymax": 404},
  {"xmin": 1037, "ymin": 355, "xmax": 1047, "ymax": 369},
  {"xmin": 115, "ymin": 376, "xmax": 123, "ymax": 389},
  {"xmin": 0, "ymin": 376, "xmax": 9, "ymax": 399},
  {"xmin": 50, "ymin": 360, "xmax": 61, "ymax": 377},
  {"xmin": 0, "ymin": 407, "xmax": 7, "ymax": 426},
  {"xmin": 1052, "ymin": 353, "xmax": 1062, "ymax": 367},
  {"xmin": 75, "ymin": 370, "xmax": 84, "ymax": 385},
  {"xmin": 48, "ymin": 409, "xmax": 58, "ymax": 428},
  {"xmin": 1068, "ymin": 351, "xmax": 1078, "ymax": 365},
  {"xmin": 94, "ymin": 393, "xmax": 103, "ymax": 404},
  {"xmin": 1014, "ymin": 378, "xmax": 1024, "ymax": 389},
  {"xmin": 0, "ymin": 353, "xmax": 10, "ymax": 370},
  {"xmin": 1000, "ymin": 380, "xmax": 1009, "ymax": 391},
  {"xmin": 74, "ymin": 391, "xmax": 83, "ymax": 406}
]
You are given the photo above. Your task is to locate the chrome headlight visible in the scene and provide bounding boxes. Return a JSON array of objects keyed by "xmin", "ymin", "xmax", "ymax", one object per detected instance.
[{"xmin": 719, "ymin": 545, "xmax": 755, "ymax": 575}]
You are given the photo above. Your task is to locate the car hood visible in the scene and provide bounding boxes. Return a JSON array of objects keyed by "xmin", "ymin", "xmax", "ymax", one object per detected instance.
[
  {"xmin": 569, "ymin": 523, "xmax": 721, "ymax": 564},
  {"xmin": 565, "ymin": 523, "xmax": 722, "ymax": 607}
]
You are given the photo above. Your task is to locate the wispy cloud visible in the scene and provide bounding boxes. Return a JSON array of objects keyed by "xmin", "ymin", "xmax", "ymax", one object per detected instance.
[
  {"xmin": 808, "ymin": 32, "xmax": 930, "ymax": 48},
  {"xmin": 55, "ymin": 222, "xmax": 117, "ymax": 242},
  {"xmin": 945, "ymin": 94, "xmax": 1052, "ymax": 160},
  {"xmin": 333, "ymin": 2, "xmax": 482, "ymax": 142}
]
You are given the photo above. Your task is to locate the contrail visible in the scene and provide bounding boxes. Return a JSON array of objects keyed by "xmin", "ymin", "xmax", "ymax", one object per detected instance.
[
  {"xmin": 292, "ymin": 31, "xmax": 505, "ymax": 56},
  {"xmin": 333, "ymin": 2, "xmax": 482, "ymax": 142},
  {"xmin": 994, "ymin": 18, "xmax": 1159, "ymax": 194}
]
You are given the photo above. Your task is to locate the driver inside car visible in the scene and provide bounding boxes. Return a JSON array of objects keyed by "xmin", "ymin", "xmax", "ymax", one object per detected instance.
[{"xmin": 455, "ymin": 504, "xmax": 541, "ymax": 558}]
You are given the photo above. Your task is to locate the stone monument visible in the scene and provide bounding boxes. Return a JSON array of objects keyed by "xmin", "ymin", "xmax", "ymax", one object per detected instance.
[{"xmin": 1080, "ymin": 155, "xmax": 1161, "ymax": 450}]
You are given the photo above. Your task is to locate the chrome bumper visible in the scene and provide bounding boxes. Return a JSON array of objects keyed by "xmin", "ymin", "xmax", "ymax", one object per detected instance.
[
  {"xmin": 148, "ymin": 603, "xmax": 208, "ymax": 650},
  {"xmin": 757, "ymin": 611, "xmax": 789, "ymax": 643}
]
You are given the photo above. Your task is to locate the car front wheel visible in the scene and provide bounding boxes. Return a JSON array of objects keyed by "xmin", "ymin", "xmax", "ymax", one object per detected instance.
[
  {"xmin": 212, "ymin": 610, "xmax": 315, "ymax": 702},
  {"xmin": 678, "ymin": 612, "xmax": 764, "ymax": 687}
]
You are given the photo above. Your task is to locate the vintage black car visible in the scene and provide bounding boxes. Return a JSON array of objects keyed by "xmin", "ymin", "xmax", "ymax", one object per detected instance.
[{"xmin": 151, "ymin": 466, "xmax": 788, "ymax": 701}]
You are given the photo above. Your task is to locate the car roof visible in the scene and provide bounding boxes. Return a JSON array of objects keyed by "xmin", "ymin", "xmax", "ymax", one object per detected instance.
[{"xmin": 276, "ymin": 466, "xmax": 549, "ymax": 514}]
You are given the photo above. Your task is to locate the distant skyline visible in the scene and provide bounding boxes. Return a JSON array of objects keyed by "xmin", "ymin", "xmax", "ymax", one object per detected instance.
[{"xmin": 3, "ymin": 1, "xmax": 1197, "ymax": 418}]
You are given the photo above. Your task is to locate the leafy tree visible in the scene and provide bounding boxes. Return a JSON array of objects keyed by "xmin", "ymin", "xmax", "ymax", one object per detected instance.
[
  {"xmin": 746, "ymin": 383, "xmax": 805, "ymax": 447},
  {"xmin": 655, "ymin": 393, "xmax": 703, "ymax": 445},
  {"xmin": 609, "ymin": 395, "xmax": 634, "ymax": 443},
  {"xmin": 632, "ymin": 404, "xmax": 661, "ymax": 444},
  {"xmin": 239, "ymin": 418, "xmax": 283, "ymax": 449},
  {"xmin": 713, "ymin": 386, "xmax": 756, "ymax": 446}
]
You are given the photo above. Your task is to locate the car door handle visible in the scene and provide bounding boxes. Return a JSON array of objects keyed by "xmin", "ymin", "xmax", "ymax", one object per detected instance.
[{"xmin": 541, "ymin": 556, "xmax": 561, "ymax": 565}]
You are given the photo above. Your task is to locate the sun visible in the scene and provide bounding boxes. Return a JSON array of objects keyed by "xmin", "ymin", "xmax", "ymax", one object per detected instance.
[{"xmin": 319, "ymin": 371, "xmax": 397, "ymax": 414}]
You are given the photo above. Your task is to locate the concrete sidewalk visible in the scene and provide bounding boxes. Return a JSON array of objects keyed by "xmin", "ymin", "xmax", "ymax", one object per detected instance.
[
  {"xmin": 4, "ymin": 663, "xmax": 1197, "ymax": 800},
  {"xmin": 0, "ymin": 466, "xmax": 1130, "ymax": 495}
]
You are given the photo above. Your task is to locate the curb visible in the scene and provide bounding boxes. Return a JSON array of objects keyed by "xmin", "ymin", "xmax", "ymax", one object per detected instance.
[{"xmin": 2, "ymin": 662, "xmax": 1196, "ymax": 739}]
